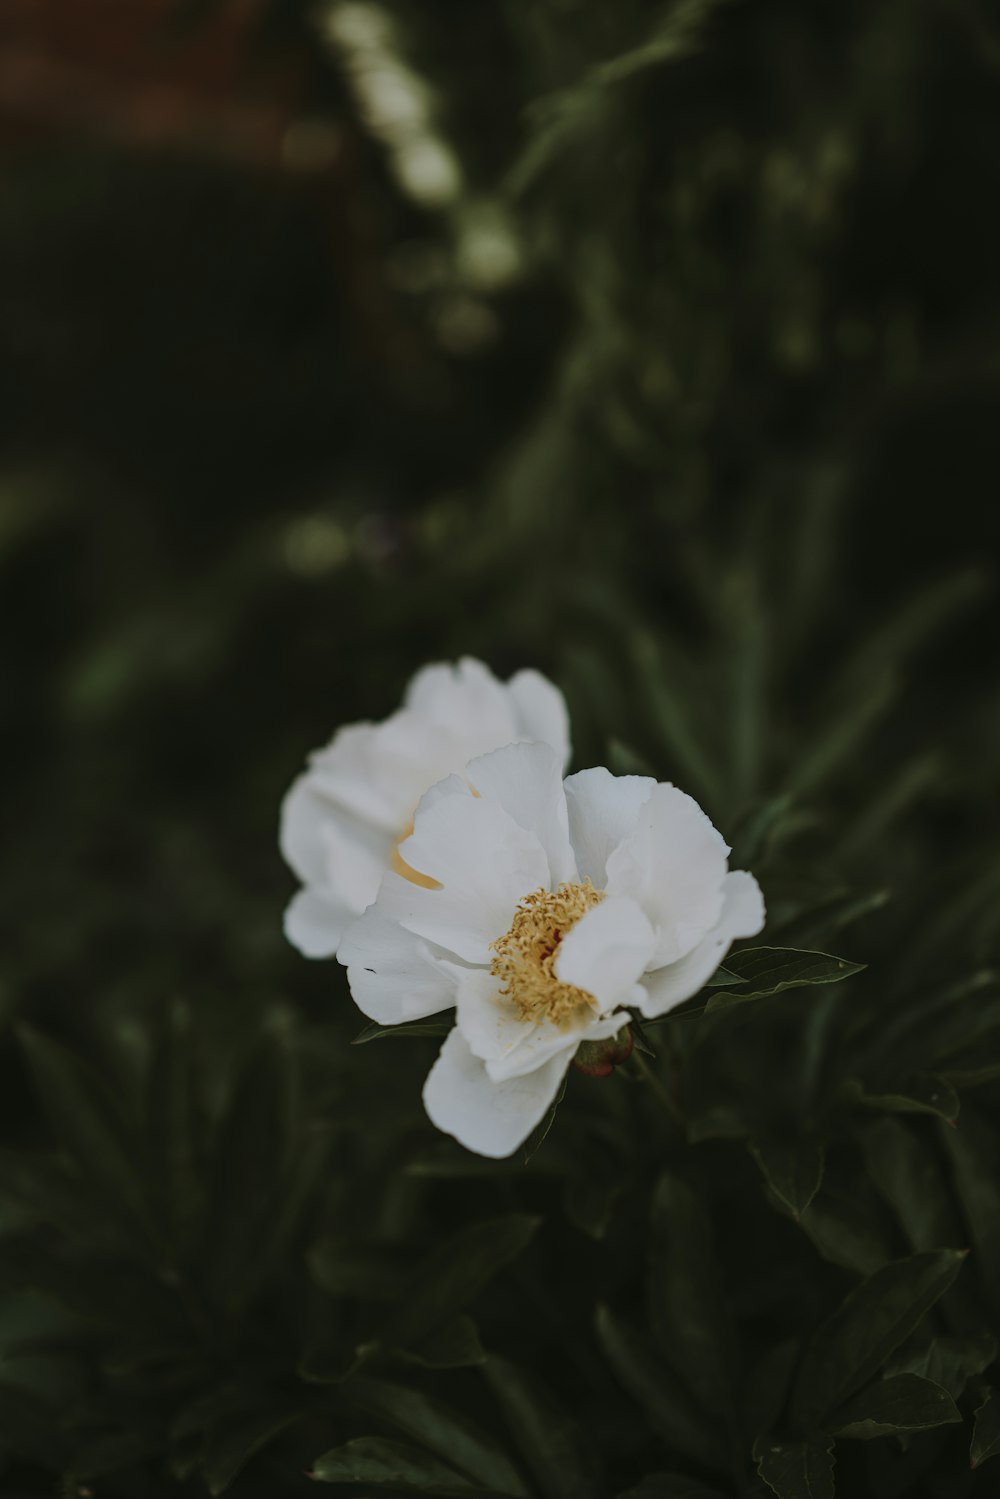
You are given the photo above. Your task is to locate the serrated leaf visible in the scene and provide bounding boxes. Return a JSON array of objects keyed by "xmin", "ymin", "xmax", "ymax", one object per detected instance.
[
  {"xmin": 392, "ymin": 1214, "xmax": 540, "ymax": 1347},
  {"xmin": 484, "ymin": 1353, "xmax": 598, "ymax": 1499},
  {"xmin": 886, "ymin": 1332, "xmax": 996, "ymax": 1400},
  {"xmin": 972, "ymin": 1388, "xmax": 1000, "ymax": 1469},
  {"xmin": 309, "ymin": 1435, "xmax": 477, "ymax": 1490},
  {"xmin": 647, "ymin": 1174, "xmax": 736, "ymax": 1428},
  {"xmin": 352, "ymin": 1017, "xmax": 452, "ymax": 1045},
  {"xmin": 594, "ymin": 1305, "xmax": 720, "ymax": 1473},
  {"xmin": 708, "ymin": 947, "xmax": 864, "ymax": 1006},
  {"xmin": 845, "ymin": 1075, "xmax": 959, "ymax": 1124},
  {"xmin": 792, "ymin": 1249, "xmax": 967, "ymax": 1432},
  {"xmin": 346, "ymin": 1374, "xmax": 528, "ymax": 1497},
  {"xmin": 832, "ymin": 1372, "xmax": 961, "ymax": 1439},
  {"xmin": 751, "ymin": 1138, "xmax": 825, "ymax": 1219},
  {"xmin": 753, "ymin": 1435, "xmax": 835, "ymax": 1499}
]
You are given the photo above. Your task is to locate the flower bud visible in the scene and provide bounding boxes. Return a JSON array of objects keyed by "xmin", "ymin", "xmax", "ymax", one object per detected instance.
[{"xmin": 572, "ymin": 1025, "xmax": 634, "ymax": 1078}]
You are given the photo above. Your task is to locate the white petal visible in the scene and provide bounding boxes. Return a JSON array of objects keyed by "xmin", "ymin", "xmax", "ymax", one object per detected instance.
[
  {"xmin": 284, "ymin": 888, "xmax": 351, "ymax": 959},
  {"xmin": 453, "ymin": 967, "xmax": 536, "ymax": 1065},
  {"xmin": 488, "ymin": 1008, "xmax": 630, "ymax": 1082},
  {"xmin": 423, "ymin": 1028, "xmax": 570, "ymax": 1158},
  {"xmin": 635, "ymin": 870, "xmax": 766, "ymax": 1019},
  {"xmin": 563, "ymin": 768, "xmax": 656, "ymax": 889},
  {"xmin": 507, "ymin": 669, "xmax": 571, "ymax": 769},
  {"xmin": 465, "ymin": 742, "xmax": 577, "ymax": 887},
  {"xmin": 279, "ymin": 775, "xmax": 334, "ymax": 887},
  {"xmin": 338, "ymin": 908, "xmax": 458, "ymax": 1024},
  {"xmin": 305, "ymin": 721, "xmax": 415, "ymax": 834},
  {"xmin": 405, "ymin": 658, "xmax": 516, "ymax": 746},
  {"xmin": 450, "ymin": 968, "xmax": 628, "ymax": 1083},
  {"xmin": 554, "ymin": 897, "xmax": 657, "ymax": 1012},
  {"xmin": 413, "ymin": 772, "xmax": 474, "ymax": 819},
  {"xmin": 380, "ymin": 796, "xmax": 549, "ymax": 964},
  {"xmin": 605, "ymin": 783, "xmax": 730, "ymax": 966}
]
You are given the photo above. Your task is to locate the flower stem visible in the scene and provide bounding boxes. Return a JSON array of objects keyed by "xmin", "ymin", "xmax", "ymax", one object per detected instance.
[{"xmin": 629, "ymin": 1047, "xmax": 684, "ymax": 1128}]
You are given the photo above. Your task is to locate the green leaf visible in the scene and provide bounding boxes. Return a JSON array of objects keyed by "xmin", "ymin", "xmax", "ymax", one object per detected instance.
[
  {"xmin": 940, "ymin": 1106, "xmax": 1000, "ymax": 1317},
  {"xmin": 0, "ymin": 1147, "xmax": 91, "ymax": 1237},
  {"xmin": 792, "ymin": 1249, "xmax": 968, "ymax": 1432},
  {"xmin": 353, "ymin": 1017, "xmax": 453, "ymax": 1044},
  {"xmin": 401, "ymin": 1315, "xmax": 487, "ymax": 1370},
  {"xmin": 971, "ymin": 1388, "xmax": 1000, "ymax": 1469},
  {"xmin": 742, "ymin": 1340, "xmax": 800, "ymax": 1450},
  {"xmin": 17, "ymin": 1026, "xmax": 159, "ymax": 1252},
  {"xmin": 346, "ymin": 1374, "xmax": 529, "ymax": 1497},
  {"xmin": 753, "ymin": 1436, "xmax": 835, "ymax": 1499},
  {"xmin": 862, "ymin": 1116, "xmax": 966, "ymax": 1253},
  {"xmin": 886, "ymin": 1332, "xmax": 996, "ymax": 1400},
  {"xmin": 201, "ymin": 1403, "xmax": 308, "ymax": 1495},
  {"xmin": 309, "ymin": 1436, "xmax": 477, "ymax": 1491},
  {"xmin": 146, "ymin": 998, "xmax": 203, "ymax": 1247},
  {"xmin": 523, "ymin": 1075, "xmax": 567, "ymax": 1162},
  {"xmin": 751, "ymin": 1138, "xmax": 825, "ymax": 1219},
  {"xmin": 615, "ymin": 1476, "xmax": 727, "ymax": 1499},
  {"xmin": 797, "ymin": 1188, "xmax": 896, "ymax": 1275},
  {"xmin": 647, "ymin": 1174, "xmax": 736, "ymax": 1426},
  {"xmin": 832, "ymin": 1373, "xmax": 961, "ymax": 1439},
  {"xmin": 701, "ymin": 965, "xmax": 744, "ymax": 989},
  {"xmin": 594, "ymin": 1305, "xmax": 720, "ymax": 1474},
  {"xmin": 484, "ymin": 1353, "xmax": 599, "ymax": 1499},
  {"xmin": 392, "ymin": 1214, "xmax": 540, "ymax": 1347},
  {"xmin": 707, "ymin": 947, "xmax": 864, "ymax": 1008},
  {"xmin": 845, "ymin": 1074, "xmax": 959, "ymax": 1124},
  {"xmin": 201, "ymin": 1022, "xmax": 297, "ymax": 1306}
]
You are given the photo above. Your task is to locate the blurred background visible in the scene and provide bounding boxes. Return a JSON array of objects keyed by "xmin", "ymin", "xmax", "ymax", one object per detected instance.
[
  {"xmin": 2, "ymin": 0, "xmax": 999, "ymax": 1045},
  {"xmin": 2, "ymin": 0, "xmax": 1000, "ymax": 1491}
]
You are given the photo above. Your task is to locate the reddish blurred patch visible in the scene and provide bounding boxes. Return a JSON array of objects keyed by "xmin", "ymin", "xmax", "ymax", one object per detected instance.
[{"xmin": 0, "ymin": 0, "xmax": 316, "ymax": 165}]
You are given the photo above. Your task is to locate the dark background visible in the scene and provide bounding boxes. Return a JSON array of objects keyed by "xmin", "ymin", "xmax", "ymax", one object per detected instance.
[{"xmin": 1, "ymin": 1, "xmax": 1000, "ymax": 1495}]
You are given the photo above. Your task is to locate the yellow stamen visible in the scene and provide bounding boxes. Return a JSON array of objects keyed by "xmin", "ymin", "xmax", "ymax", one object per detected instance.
[
  {"xmin": 490, "ymin": 881, "xmax": 604, "ymax": 1026},
  {"xmin": 390, "ymin": 819, "xmax": 442, "ymax": 890}
]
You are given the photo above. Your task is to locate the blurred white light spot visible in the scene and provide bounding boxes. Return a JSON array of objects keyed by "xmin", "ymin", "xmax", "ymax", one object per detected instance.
[
  {"xmin": 395, "ymin": 138, "xmax": 463, "ymax": 206},
  {"xmin": 456, "ymin": 204, "xmax": 522, "ymax": 290},
  {"xmin": 323, "ymin": 2, "xmax": 390, "ymax": 52},
  {"xmin": 357, "ymin": 61, "xmax": 431, "ymax": 134}
]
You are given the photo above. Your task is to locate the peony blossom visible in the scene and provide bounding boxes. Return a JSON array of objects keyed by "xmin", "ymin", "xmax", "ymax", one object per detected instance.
[
  {"xmin": 280, "ymin": 659, "xmax": 570, "ymax": 959},
  {"xmin": 338, "ymin": 741, "xmax": 764, "ymax": 1157}
]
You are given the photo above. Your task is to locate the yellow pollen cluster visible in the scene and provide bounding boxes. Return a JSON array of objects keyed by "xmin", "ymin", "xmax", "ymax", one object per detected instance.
[{"xmin": 490, "ymin": 881, "xmax": 605, "ymax": 1026}]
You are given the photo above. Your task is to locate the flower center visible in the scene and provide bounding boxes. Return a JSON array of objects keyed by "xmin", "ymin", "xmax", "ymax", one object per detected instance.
[
  {"xmin": 390, "ymin": 819, "xmax": 442, "ymax": 890},
  {"xmin": 490, "ymin": 881, "xmax": 604, "ymax": 1026}
]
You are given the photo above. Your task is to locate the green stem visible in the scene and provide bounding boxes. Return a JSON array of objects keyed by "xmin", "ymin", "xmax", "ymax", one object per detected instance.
[{"xmin": 629, "ymin": 1048, "xmax": 684, "ymax": 1129}]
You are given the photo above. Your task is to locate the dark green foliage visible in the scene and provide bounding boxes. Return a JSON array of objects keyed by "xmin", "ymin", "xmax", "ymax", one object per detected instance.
[{"xmin": 2, "ymin": 0, "xmax": 1000, "ymax": 1495}]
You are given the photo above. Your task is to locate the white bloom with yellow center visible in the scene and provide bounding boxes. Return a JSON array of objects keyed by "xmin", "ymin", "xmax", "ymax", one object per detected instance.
[
  {"xmin": 280, "ymin": 659, "xmax": 570, "ymax": 959},
  {"xmin": 338, "ymin": 741, "xmax": 765, "ymax": 1158}
]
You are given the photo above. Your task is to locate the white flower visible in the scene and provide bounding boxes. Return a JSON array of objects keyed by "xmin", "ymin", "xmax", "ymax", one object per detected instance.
[
  {"xmin": 338, "ymin": 741, "xmax": 765, "ymax": 1158},
  {"xmin": 280, "ymin": 659, "xmax": 570, "ymax": 959}
]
